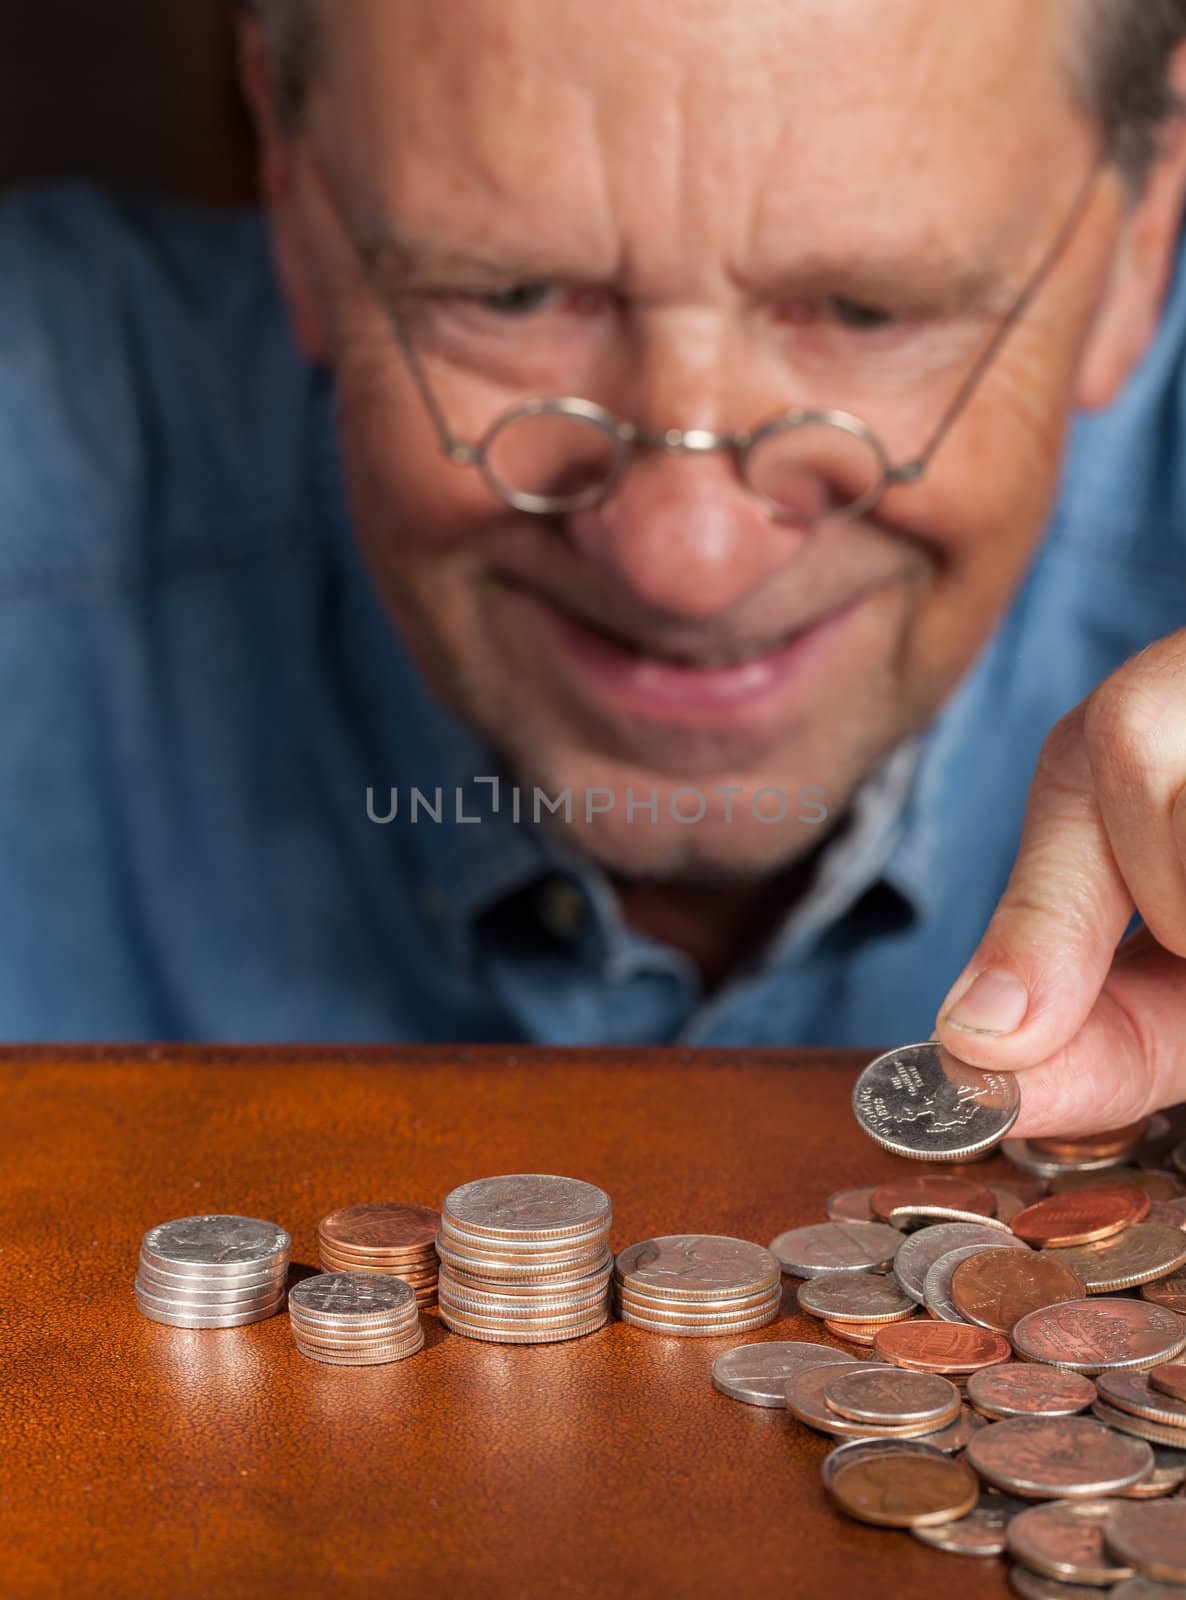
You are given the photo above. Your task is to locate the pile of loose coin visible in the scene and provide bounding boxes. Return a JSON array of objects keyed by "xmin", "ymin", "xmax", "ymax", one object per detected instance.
[
  {"xmin": 710, "ymin": 1040, "xmax": 1186, "ymax": 1592},
  {"xmin": 317, "ymin": 1201, "xmax": 441, "ymax": 1309},
  {"xmin": 288, "ymin": 1271, "xmax": 425, "ymax": 1365},
  {"xmin": 134, "ymin": 1215, "xmax": 291, "ymax": 1328},
  {"xmin": 436, "ymin": 1174, "xmax": 615, "ymax": 1343},
  {"xmin": 614, "ymin": 1235, "xmax": 783, "ymax": 1336}
]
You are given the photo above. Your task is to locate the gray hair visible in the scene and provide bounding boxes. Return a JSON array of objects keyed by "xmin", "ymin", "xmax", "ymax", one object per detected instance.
[{"xmin": 240, "ymin": 0, "xmax": 1186, "ymax": 190}]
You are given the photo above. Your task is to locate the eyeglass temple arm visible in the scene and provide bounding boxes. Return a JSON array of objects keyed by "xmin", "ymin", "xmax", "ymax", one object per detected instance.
[
  {"xmin": 890, "ymin": 157, "xmax": 1105, "ymax": 485},
  {"xmin": 386, "ymin": 305, "xmax": 482, "ymax": 465}
]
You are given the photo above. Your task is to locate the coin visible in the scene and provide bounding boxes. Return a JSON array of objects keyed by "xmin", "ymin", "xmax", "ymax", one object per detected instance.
[
  {"xmin": 796, "ymin": 1272, "xmax": 916, "ymax": 1324},
  {"xmin": 785, "ymin": 1361, "xmax": 955, "ymax": 1440},
  {"xmin": 1012, "ymin": 1299, "xmax": 1186, "ymax": 1374},
  {"xmin": 618, "ymin": 1304, "xmax": 779, "ymax": 1338},
  {"xmin": 134, "ymin": 1294, "xmax": 287, "ymax": 1329},
  {"xmin": 824, "ymin": 1316, "xmax": 908, "ymax": 1346},
  {"xmin": 1092, "ymin": 1400, "xmax": 1186, "ymax": 1449},
  {"xmin": 950, "ymin": 1248, "xmax": 1084, "ymax": 1332},
  {"xmin": 912, "ymin": 1491, "xmax": 1027, "ymax": 1556},
  {"xmin": 893, "ymin": 1222, "xmax": 1030, "ymax": 1304},
  {"xmin": 1140, "ymin": 1273, "xmax": 1186, "ymax": 1315},
  {"xmin": 616, "ymin": 1236, "xmax": 780, "ymax": 1299},
  {"xmin": 1104, "ymin": 1501, "xmax": 1186, "ymax": 1583},
  {"xmin": 820, "ymin": 1436, "xmax": 946, "ymax": 1488},
  {"xmin": 710, "ymin": 1341, "xmax": 857, "ymax": 1407},
  {"xmin": 1004, "ymin": 1138, "xmax": 1122, "ymax": 1180},
  {"xmin": 1149, "ymin": 1364, "xmax": 1186, "ymax": 1403},
  {"xmin": 1009, "ymin": 1570, "xmax": 1110, "ymax": 1600},
  {"xmin": 1010, "ymin": 1187, "xmax": 1151, "ymax": 1247},
  {"xmin": 1029, "ymin": 1122, "xmax": 1149, "ymax": 1163},
  {"xmin": 853, "ymin": 1041, "xmax": 1021, "ymax": 1160},
  {"xmin": 317, "ymin": 1202, "xmax": 441, "ymax": 1257},
  {"xmin": 873, "ymin": 1319, "xmax": 1011, "ymax": 1373},
  {"xmin": 1042, "ymin": 1225, "xmax": 1186, "ymax": 1294},
  {"xmin": 967, "ymin": 1416, "xmax": 1155, "ymax": 1498},
  {"xmin": 991, "ymin": 1189, "xmax": 1035, "ymax": 1225},
  {"xmin": 923, "ymin": 1404, "xmax": 988, "ymax": 1452},
  {"xmin": 1147, "ymin": 1199, "xmax": 1186, "ymax": 1231},
  {"xmin": 290, "ymin": 1273, "xmax": 417, "ymax": 1319},
  {"xmin": 1110, "ymin": 1577, "xmax": 1186, "ymax": 1600},
  {"xmin": 441, "ymin": 1174, "xmax": 612, "ymax": 1240},
  {"xmin": 869, "ymin": 1175, "xmax": 997, "ymax": 1223},
  {"xmin": 966, "ymin": 1364, "xmax": 1097, "ymax": 1421},
  {"xmin": 615, "ymin": 1289, "xmax": 782, "ymax": 1327},
  {"xmin": 829, "ymin": 1452, "xmax": 980, "ymax": 1527},
  {"xmin": 1049, "ymin": 1170, "xmax": 1185, "ymax": 1200},
  {"xmin": 923, "ymin": 1244, "xmax": 1003, "ymax": 1322},
  {"xmin": 139, "ymin": 1215, "xmax": 291, "ymax": 1275},
  {"xmin": 1099, "ymin": 1370, "xmax": 1186, "ymax": 1430},
  {"xmin": 888, "ymin": 1205, "xmax": 1017, "ymax": 1231},
  {"xmin": 1006, "ymin": 1499, "xmax": 1133, "ymax": 1585},
  {"xmin": 823, "ymin": 1367, "xmax": 961, "ymax": 1427},
  {"xmin": 825, "ymin": 1188, "xmax": 877, "ymax": 1223},
  {"xmin": 767, "ymin": 1221, "xmax": 902, "ymax": 1278}
]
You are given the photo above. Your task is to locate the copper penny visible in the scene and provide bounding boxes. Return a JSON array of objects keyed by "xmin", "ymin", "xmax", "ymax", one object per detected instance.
[
  {"xmin": 823, "ymin": 1366, "xmax": 961, "ymax": 1427},
  {"xmin": 949, "ymin": 1248, "xmax": 1084, "ymax": 1332},
  {"xmin": 317, "ymin": 1202, "xmax": 442, "ymax": 1257},
  {"xmin": 1042, "ymin": 1224, "xmax": 1186, "ymax": 1293},
  {"xmin": 1093, "ymin": 1399, "xmax": 1186, "ymax": 1450},
  {"xmin": 1011, "ymin": 1299, "xmax": 1186, "ymax": 1374},
  {"xmin": 1029, "ymin": 1120, "xmax": 1149, "ymax": 1163},
  {"xmin": 870, "ymin": 1175, "xmax": 997, "ymax": 1223},
  {"xmin": 1104, "ymin": 1501, "xmax": 1186, "ymax": 1583},
  {"xmin": 1147, "ymin": 1199, "xmax": 1186, "ymax": 1231},
  {"xmin": 823, "ymin": 1317, "xmax": 915, "ymax": 1347},
  {"xmin": 967, "ymin": 1415, "xmax": 1154, "ymax": 1498},
  {"xmin": 1006, "ymin": 1499, "xmax": 1134, "ymax": 1585},
  {"xmin": 872, "ymin": 1318, "xmax": 1010, "ymax": 1373},
  {"xmin": 1048, "ymin": 1169, "xmax": 1184, "ymax": 1200},
  {"xmin": 1140, "ymin": 1272, "xmax": 1186, "ymax": 1314},
  {"xmin": 1149, "ymin": 1363, "xmax": 1186, "ymax": 1404},
  {"xmin": 1009, "ymin": 1186, "xmax": 1150, "ymax": 1247},
  {"xmin": 829, "ymin": 1452, "xmax": 980, "ymax": 1528},
  {"xmin": 966, "ymin": 1363, "xmax": 1097, "ymax": 1420}
]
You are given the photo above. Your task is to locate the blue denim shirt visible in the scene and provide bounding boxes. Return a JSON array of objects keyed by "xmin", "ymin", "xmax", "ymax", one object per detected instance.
[{"xmin": 0, "ymin": 184, "xmax": 1180, "ymax": 1044}]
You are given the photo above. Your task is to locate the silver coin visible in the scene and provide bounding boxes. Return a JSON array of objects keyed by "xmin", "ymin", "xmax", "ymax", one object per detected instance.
[
  {"xmin": 823, "ymin": 1366, "xmax": 961, "ymax": 1427},
  {"xmin": 135, "ymin": 1294, "xmax": 286, "ymax": 1328},
  {"xmin": 912, "ymin": 1491, "xmax": 1028, "ymax": 1556},
  {"xmin": 768, "ymin": 1221, "xmax": 902, "ymax": 1279},
  {"xmin": 796, "ymin": 1272, "xmax": 915, "ymax": 1324},
  {"xmin": 136, "ymin": 1257, "xmax": 287, "ymax": 1293},
  {"xmin": 133, "ymin": 1277, "xmax": 286, "ymax": 1312},
  {"xmin": 616, "ymin": 1236, "xmax": 780, "ymax": 1299},
  {"xmin": 293, "ymin": 1338, "xmax": 425, "ymax": 1365},
  {"xmin": 440, "ymin": 1174, "xmax": 611, "ymax": 1239},
  {"xmin": 1009, "ymin": 1569, "xmax": 1113, "ymax": 1600},
  {"xmin": 619, "ymin": 1304, "xmax": 780, "ymax": 1338},
  {"xmin": 1006, "ymin": 1499, "xmax": 1134, "ymax": 1585},
  {"xmin": 889, "ymin": 1205, "xmax": 1016, "ymax": 1233},
  {"xmin": 853, "ymin": 1041, "xmax": 1021, "ymax": 1160},
  {"xmin": 825, "ymin": 1188, "xmax": 878, "ymax": 1223},
  {"xmin": 1104, "ymin": 1501, "xmax": 1186, "ymax": 1583},
  {"xmin": 1111, "ymin": 1580, "xmax": 1186, "ymax": 1599},
  {"xmin": 1012, "ymin": 1299, "xmax": 1186, "ymax": 1374},
  {"xmin": 1092, "ymin": 1401, "xmax": 1186, "ymax": 1451},
  {"xmin": 967, "ymin": 1364, "xmax": 1097, "ymax": 1420},
  {"xmin": 139, "ymin": 1215, "xmax": 290, "ymax": 1276},
  {"xmin": 968, "ymin": 1416, "xmax": 1154, "ymax": 1498},
  {"xmin": 289, "ymin": 1272, "xmax": 417, "ymax": 1319},
  {"xmin": 922, "ymin": 1405, "xmax": 988, "ymax": 1453},
  {"xmin": 436, "ymin": 1241, "xmax": 613, "ymax": 1281},
  {"xmin": 1042, "ymin": 1225, "xmax": 1186, "ymax": 1295},
  {"xmin": 711, "ymin": 1341, "xmax": 858, "ymax": 1407},
  {"xmin": 437, "ymin": 1216, "xmax": 610, "ymax": 1256},
  {"xmin": 1003, "ymin": 1139, "xmax": 1136, "ymax": 1178},
  {"xmin": 991, "ymin": 1189, "xmax": 1031, "ymax": 1225},
  {"xmin": 923, "ymin": 1244, "xmax": 1002, "ymax": 1322},
  {"xmin": 893, "ymin": 1222, "xmax": 1030, "ymax": 1304},
  {"xmin": 820, "ymin": 1436, "xmax": 945, "ymax": 1488}
]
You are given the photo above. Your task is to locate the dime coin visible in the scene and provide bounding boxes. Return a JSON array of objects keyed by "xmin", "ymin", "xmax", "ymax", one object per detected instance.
[
  {"xmin": 869, "ymin": 1175, "xmax": 997, "ymax": 1223},
  {"xmin": 785, "ymin": 1361, "xmax": 954, "ymax": 1440},
  {"xmin": 767, "ymin": 1221, "xmax": 901, "ymax": 1278},
  {"xmin": 1049, "ymin": 1170, "xmax": 1185, "ymax": 1200},
  {"xmin": 825, "ymin": 1188, "xmax": 877, "ymax": 1223},
  {"xmin": 820, "ymin": 1436, "xmax": 946, "ymax": 1488},
  {"xmin": 893, "ymin": 1222, "xmax": 1030, "ymax": 1304},
  {"xmin": 441, "ymin": 1174, "xmax": 611, "ymax": 1240},
  {"xmin": 1029, "ymin": 1121, "xmax": 1149, "ymax": 1163},
  {"xmin": 853, "ymin": 1041, "xmax": 1021, "ymax": 1160},
  {"xmin": 873, "ymin": 1319, "xmax": 1011, "ymax": 1373},
  {"xmin": 823, "ymin": 1367, "xmax": 961, "ymax": 1428},
  {"xmin": 1010, "ymin": 1187, "xmax": 1151, "ymax": 1247},
  {"xmin": 616, "ymin": 1236, "xmax": 780, "ymax": 1299},
  {"xmin": 1140, "ymin": 1273, "xmax": 1186, "ymax": 1315},
  {"xmin": 913, "ymin": 1491, "xmax": 1028, "ymax": 1556},
  {"xmin": 1041, "ymin": 1225, "xmax": 1186, "ymax": 1294},
  {"xmin": 1104, "ymin": 1501, "xmax": 1186, "ymax": 1583},
  {"xmin": 950, "ymin": 1248, "xmax": 1084, "ymax": 1332},
  {"xmin": 966, "ymin": 1364, "xmax": 1097, "ymax": 1421},
  {"xmin": 1098, "ymin": 1370, "xmax": 1186, "ymax": 1430},
  {"xmin": 924, "ymin": 1244, "xmax": 1003, "ymax": 1322},
  {"xmin": 1149, "ymin": 1364, "xmax": 1186, "ymax": 1403},
  {"xmin": 711, "ymin": 1341, "xmax": 857, "ymax": 1407},
  {"xmin": 1006, "ymin": 1499, "xmax": 1133, "ymax": 1585},
  {"xmin": 1012, "ymin": 1299, "xmax": 1186, "ymax": 1374},
  {"xmin": 967, "ymin": 1415, "xmax": 1155, "ymax": 1498},
  {"xmin": 290, "ymin": 1273, "xmax": 417, "ymax": 1319},
  {"xmin": 796, "ymin": 1272, "xmax": 915, "ymax": 1324},
  {"xmin": 829, "ymin": 1452, "xmax": 980, "ymax": 1527}
]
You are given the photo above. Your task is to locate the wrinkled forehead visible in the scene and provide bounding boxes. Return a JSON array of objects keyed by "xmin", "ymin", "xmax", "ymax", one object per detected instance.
[{"xmin": 308, "ymin": 0, "xmax": 1090, "ymax": 273}]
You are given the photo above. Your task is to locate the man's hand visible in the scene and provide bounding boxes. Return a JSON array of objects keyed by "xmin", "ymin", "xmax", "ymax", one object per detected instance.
[{"xmin": 934, "ymin": 629, "xmax": 1186, "ymax": 1137}]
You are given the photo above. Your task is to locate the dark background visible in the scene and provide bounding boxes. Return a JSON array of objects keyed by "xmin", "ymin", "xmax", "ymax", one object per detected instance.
[{"xmin": 0, "ymin": 0, "xmax": 256, "ymax": 202}]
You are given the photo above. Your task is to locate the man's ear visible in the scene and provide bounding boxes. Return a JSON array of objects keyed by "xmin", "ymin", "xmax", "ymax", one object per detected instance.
[
  {"xmin": 1075, "ymin": 50, "xmax": 1186, "ymax": 411},
  {"xmin": 234, "ymin": 13, "xmax": 332, "ymax": 365}
]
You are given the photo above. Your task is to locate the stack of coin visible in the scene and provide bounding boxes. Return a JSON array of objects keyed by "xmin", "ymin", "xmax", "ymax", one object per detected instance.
[
  {"xmin": 317, "ymin": 1202, "xmax": 441, "ymax": 1309},
  {"xmin": 135, "ymin": 1214, "xmax": 290, "ymax": 1328},
  {"xmin": 288, "ymin": 1271, "xmax": 424, "ymax": 1365},
  {"xmin": 436, "ymin": 1174, "xmax": 614, "ymax": 1344},
  {"xmin": 616, "ymin": 1235, "xmax": 782, "ymax": 1336}
]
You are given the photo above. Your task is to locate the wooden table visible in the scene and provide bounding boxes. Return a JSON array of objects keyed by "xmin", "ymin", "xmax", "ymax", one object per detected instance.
[{"xmin": 3, "ymin": 1045, "xmax": 1025, "ymax": 1599}]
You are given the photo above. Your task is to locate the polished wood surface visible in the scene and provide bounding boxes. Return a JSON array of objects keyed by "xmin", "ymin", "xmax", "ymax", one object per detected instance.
[{"xmin": 3, "ymin": 1045, "xmax": 1023, "ymax": 1598}]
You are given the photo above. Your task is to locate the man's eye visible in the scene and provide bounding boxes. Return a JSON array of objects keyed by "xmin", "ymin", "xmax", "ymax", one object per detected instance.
[
  {"xmin": 826, "ymin": 298, "xmax": 899, "ymax": 332},
  {"xmin": 475, "ymin": 283, "xmax": 559, "ymax": 317}
]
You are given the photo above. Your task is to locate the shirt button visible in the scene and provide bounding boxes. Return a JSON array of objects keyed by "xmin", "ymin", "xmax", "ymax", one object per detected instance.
[{"xmin": 535, "ymin": 876, "xmax": 589, "ymax": 941}]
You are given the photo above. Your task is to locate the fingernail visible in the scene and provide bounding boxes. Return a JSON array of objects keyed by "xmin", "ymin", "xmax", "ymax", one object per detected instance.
[{"xmin": 942, "ymin": 967, "xmax": 1029, "ymax": 1035}]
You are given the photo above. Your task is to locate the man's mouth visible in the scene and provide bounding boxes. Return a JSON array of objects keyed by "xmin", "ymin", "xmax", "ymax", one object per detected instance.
[{"xmin": 537, "ymin": 594, "xmax": 813, "ymax": 670}]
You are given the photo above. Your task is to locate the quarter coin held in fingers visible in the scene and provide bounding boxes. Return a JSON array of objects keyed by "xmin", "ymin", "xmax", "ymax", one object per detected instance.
[
  {"xmin": 949, "ymin": 1247, "xmax": 1084, "ymax": 1332},
  {"xmin": 1009, "ymin": 1186, "xmax": 1151, "ymax": 1247},
  {"xmin": 852, "ymin": 1041, "xmax": 1021, "ymax": 1160},
  {"xmin": 829, "ymin": 1452, "xmax": 980, "ymax": 1528},
  {"xmin": 966, "ymin": 1415, "xmax": 1154, "ymax": 1498}
]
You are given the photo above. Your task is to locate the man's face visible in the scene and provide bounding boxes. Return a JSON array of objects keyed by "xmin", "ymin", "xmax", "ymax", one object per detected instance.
[{"xmin": 275, "ymin": 0, "xmax": 1129, "ymax": 882}]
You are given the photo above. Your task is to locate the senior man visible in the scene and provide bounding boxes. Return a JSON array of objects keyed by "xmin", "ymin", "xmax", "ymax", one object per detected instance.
[{"xmin": 1, "ymin": 1, "xmax": 1185, "ymax": 1132}]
